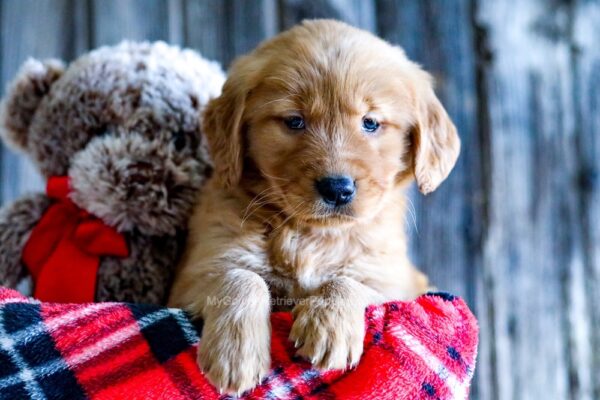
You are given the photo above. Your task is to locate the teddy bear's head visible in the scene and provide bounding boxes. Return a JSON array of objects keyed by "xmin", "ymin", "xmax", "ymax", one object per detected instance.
[{"xmin": 0, "ymin": 42, "xmax": 225, "ymax": 236}]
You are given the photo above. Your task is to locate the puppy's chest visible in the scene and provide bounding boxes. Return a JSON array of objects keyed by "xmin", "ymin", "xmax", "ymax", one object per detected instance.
[{"xmin": 264, "ymin": 226, "xmax": 366, "ymax": 296}]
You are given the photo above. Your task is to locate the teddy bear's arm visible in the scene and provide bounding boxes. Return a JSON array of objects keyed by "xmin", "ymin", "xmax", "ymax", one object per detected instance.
[
  {"xmin": 96, "ymin": 232, "xmax": 184, "ymax": 305},
  {"xmin": 0, "ymin": 193, "xmax": 51, "ymax": 287}
]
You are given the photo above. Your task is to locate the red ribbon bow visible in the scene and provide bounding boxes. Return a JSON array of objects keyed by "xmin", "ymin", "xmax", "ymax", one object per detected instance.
[{"xmin": 22, "ymin": 176, "xmax": 129, "ymax": 303}]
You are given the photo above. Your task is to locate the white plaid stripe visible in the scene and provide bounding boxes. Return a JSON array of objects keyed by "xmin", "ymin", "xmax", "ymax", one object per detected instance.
[
  {"xmin": 389, "ymin": 323, "xmax": 471, "ymax": 400},
  {"xmin": 0, "ymin": 359, "xmax": 66, "ymax": 392},
  {"xmin": 64, "ymin": 309, "xmax": 174, "ymax": 367},
  {"xmin": 0, "ymin": 296, "xmax": 39, "ymax": 306},
  {"xmin": 263, "ymin": 368, "xmax": 322, "ymax": 399},
  {"xmin": 0, "ymin": 305, "xmax": 190, "ymax": 394},
  {"xmin": 7, "ymin": 303, "xmax": 115, "ymax": 345},
  {"xmin": 0, "ymin": 303, "xmax": 117, "ymax": 392},
  {"xmin": 265, "ymin": 374, "xmax": 291, "ymax": 400},
  {"xmin": 0, "ymin": 309, "xmax": 47, "ymax": 399},
  {"xmin": 169, "ymin": 308, "xmax": 200, "ymax": 344}
]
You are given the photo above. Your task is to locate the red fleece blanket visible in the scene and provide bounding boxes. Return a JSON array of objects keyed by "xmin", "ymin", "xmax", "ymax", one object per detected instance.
[{"xmin": 0, "ymin": 288, "xmax": 478, "ymax": 400}]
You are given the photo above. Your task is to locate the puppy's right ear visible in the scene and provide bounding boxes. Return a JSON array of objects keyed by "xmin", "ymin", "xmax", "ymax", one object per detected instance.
[{"xmin": 0, "ymin": 58, "xmax": 65, "ymax": 152}]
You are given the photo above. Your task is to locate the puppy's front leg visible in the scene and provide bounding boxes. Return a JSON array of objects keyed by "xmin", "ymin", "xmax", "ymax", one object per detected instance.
[
  {"xmin": 289, "ymin": 276, "xmax": 379, "ymax": 370},
  {"xmin": 198, "ymin": 269, "xmax": 271, "ymax": 395}
]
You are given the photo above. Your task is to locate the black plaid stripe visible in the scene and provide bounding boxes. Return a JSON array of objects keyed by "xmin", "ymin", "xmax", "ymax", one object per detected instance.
[
  {"xmin": 128, "ymin": 304, "xmax": 197, "ymax": 364},
  {"xmin": 127, "ymin": 304, "xmax": 206, "ymax": 398},
  {"xmin": 425, "ymin": 292, "xmax": 457, "ymax": 302},
  {"xmin": 184, "ymin": 311, "xmax": 204, "ymax": 338},
  {"xmin": 0, "ymin": 346, "xmax": 29, "ymax": 400},
  {"xmin": 268, "ymin": 361, "xmax": 335, "ymax": 400},
  {"xmin": 0, "ymin": 303, "xmax": 86, "ymax": 400}
]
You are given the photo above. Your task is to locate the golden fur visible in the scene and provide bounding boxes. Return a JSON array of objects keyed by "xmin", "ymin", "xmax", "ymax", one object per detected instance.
[{"xmin": 169, "ymin": 19, "xmax": 460, "ymax": 394}]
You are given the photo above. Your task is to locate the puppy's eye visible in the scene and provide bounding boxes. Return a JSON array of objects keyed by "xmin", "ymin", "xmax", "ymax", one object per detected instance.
[
  {"xmin": 284, "ymin": 116, "xmax": 305, "ymax": 130},
  {"xmin": 362, "ymin": 117, "xmax": 380, "ymax": 133},
  {"xmin": 172, "ymin": 130, "xmax": 188, "ymax": 151}
]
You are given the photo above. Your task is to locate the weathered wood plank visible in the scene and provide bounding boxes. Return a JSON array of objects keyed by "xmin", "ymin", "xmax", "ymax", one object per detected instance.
[
  {"xmin": 0, "ymin": 3, "xmax": 597, "ymax": 399},
  {"xmin": 573, "ymin": 1, "xmax": 600, "ymax": 397},
  {"xmin": 229, "ymin": 0, "xmax": 278, "ymax": 58},
  {"xmin": 280, "ymin": 0, "xmax": 376, "ymax": 30},
  {"xmin": 376, "ymin": 0, "xmax": 481, "ymax": 306},
  {"xmin": 476, "ymin": 1, "xmax": 593, "ymax": 399},
  {"xmin": 167, "ymin": 0, "xmax": 185, "ymax": 45},
  {"xmin": 377, "ymin": 2, "xmax": 484, "ymax": 398},
  {"xmin": 0, "ymin": 0, "xmax": 90, "ymax": 203},
  {"xmin": 184, "ymin": 0, "xmax": 277, "ymax": 68},
  {"xmin": 183, "ymin": 0, "xmax": 230, "ymax": 65},
  {"xmin": 90, "ymin": 0, "xmax": 176, "ymax": 46}
]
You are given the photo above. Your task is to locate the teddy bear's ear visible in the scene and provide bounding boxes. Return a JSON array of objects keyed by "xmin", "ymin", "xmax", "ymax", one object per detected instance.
[{"xmin": 0, "ymin": 58, "xmax": 65, "ymax": 151}]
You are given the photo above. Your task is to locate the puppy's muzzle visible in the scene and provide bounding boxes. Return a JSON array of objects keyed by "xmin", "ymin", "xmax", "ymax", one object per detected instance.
[{"xmin": 315, "ymin": 176, "xmax": 356, "ymax": 207}]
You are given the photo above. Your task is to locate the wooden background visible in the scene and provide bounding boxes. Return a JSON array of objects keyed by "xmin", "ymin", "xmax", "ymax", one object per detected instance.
[{"xmin": 0, "ymin": 0, "xmax": 598, "ymax": 399}]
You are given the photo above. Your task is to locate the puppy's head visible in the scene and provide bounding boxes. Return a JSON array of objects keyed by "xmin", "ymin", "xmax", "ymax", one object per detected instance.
[{"xmin": 204, "ymin": 20, "xmax": 460, "ymax": 226}]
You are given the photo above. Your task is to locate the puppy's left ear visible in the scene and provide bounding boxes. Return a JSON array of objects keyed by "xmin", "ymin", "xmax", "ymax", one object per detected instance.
[{"xmin": 412, "ymin": 83, "xmax": 461, "ymax": 195}]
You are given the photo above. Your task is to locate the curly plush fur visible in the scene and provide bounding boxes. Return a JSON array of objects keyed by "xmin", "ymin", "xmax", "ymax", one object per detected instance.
[
  {"xmin": 0, "ymin": 42, "xmax": 225, "ymax": 304},
  {"xmin": 0, "ymin": 194, "xmax": 51, "ymax": 288}
]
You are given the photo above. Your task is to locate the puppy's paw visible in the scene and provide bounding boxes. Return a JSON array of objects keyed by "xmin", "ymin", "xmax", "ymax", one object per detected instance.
[
  {"xmin": 198, "ymin": 318, "xmax": 271, "ymax": 395},
  {"xmin": 289, "ymin": 296, "xmax": 365, "ymax": 370}
]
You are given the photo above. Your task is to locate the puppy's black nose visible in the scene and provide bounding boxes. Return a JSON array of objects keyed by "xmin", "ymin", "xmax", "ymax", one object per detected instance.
[{"xmin": 315, "ymin": 176, "xmax": 356, "ymax": 206}]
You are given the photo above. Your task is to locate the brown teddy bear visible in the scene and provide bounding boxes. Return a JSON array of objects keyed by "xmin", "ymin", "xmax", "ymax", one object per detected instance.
[{"xmin": 0, "ymin": 41, "xmax": 225, "ymax": 304}]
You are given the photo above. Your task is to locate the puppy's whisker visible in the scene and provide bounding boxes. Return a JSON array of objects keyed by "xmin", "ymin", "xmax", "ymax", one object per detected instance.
[
  {"xmin": 263, "ymin": 208, "xmax": 287, "ymax": 227},
  {"xmin": 246, "ymin": 196, "xmax": 282, "ymax": 218},
  {"xmin": 265, "ymin": 198, "xmax": 302, "ymax": 230},
  {"xmin": 272, "ymin": 201, "xmax": 306, "ymax": 232},
  {"xmin": 242, "ymin": 195, "xmax": 280, "ymax": 225},
  {"xmin": 242, "ymin": 187, "xmax": 275, "ymax": 215},
  {"xmin": 263, "ymin": 197, "xmax": 295, "ymax": 226},
  {"xmin": 241, "ymin": 189, "xmax": 282, "ymax": 227},
  {"xmin": 406, "ymin": 197, "xmax": 418, "ymax": 235},
  {"xmin": 259, "ymin": 169, "xmax": 289, "ymax": 183}
]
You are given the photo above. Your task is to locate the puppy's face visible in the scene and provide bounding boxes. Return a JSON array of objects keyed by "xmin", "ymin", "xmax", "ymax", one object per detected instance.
[
  {"xmin": 244, "ymin": 71, "xmax": 413, "ymax": 226},
  {"xmin": 204, "ymin": 20, "xmax": 460, "ymax": 226}
]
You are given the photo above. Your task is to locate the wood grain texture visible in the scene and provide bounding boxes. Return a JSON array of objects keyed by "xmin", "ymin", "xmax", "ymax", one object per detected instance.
[
  {"xmin": 376, "ymin": 0, "xmax": 482, "ymax": 303},
  {"xmin": 573, "ymin": 1, "xmax": 600, "ymax": 397},
  {"xmin": 377, "ymin": 2, "xmax": 485, "ymax": 398},
  {"xmin": 184, "ymin": 0, "xmax": 277, "ymax": 68},
  {"xmin": 90, "ymin": 0, "xmax": 176, "ymax": 46},
  {"xmin": 476, "ymin": 0, "xmax": 595, "ymax": 398},
  {"xmin": 0, "ymin": 0, "xmax": 89, "ymax": 203},
  {"xmin": 0, "ymin": 1, "xmax": 598, "ymax": 398},
  {"xmin": 229, "ymin": 0, "xmax": 278, "ymax": 59},
  {"xmin": 183, "ymin": 0, "xmax": 230, "ymax": 64},
  {"xmin": 280, "ymin": 0, "xmax": 376, "ymax": 30}
]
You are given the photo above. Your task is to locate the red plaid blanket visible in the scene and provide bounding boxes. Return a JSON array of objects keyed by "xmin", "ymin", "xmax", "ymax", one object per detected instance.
[{"xmin": 0, "ymin": 288, "xmax": 477, "ymax": 399}]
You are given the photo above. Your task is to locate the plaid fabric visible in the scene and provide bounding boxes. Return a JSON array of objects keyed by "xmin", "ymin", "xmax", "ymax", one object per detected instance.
[{"xmin": 0, "ymin": 287, "xmax": 478, "ymax": 400}]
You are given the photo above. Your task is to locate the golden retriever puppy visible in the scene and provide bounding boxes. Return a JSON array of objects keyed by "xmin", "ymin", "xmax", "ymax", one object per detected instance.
[{"xmin": 169, "ymin": 19, "xmax": 460, "ymax": 394}]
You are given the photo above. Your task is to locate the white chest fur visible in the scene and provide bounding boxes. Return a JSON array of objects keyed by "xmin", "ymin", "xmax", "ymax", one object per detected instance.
[{"xmin": 265, "ymin": 224, "xmax": 370, "ymax": 295}]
